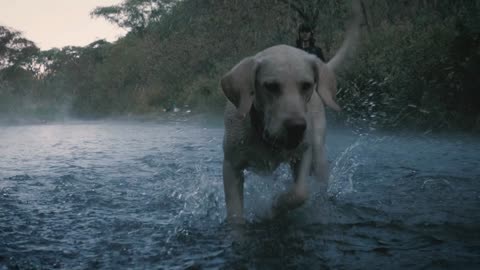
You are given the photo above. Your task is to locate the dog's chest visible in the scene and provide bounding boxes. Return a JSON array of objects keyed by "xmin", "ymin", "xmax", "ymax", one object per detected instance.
[
  {"xmin": 245, "ymin": 149, "xmax": 284, "ymax": 173},
  {"xmin": 242, "ymin": 142, "xmax": 304, "ymax": 174}
]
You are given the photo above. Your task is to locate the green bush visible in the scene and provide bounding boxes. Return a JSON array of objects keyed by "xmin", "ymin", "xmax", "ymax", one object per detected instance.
[
  {"xmin": 1, "ymin": 0, "xmax": 478, "ymax": 131},
  {"xmin": 337, "ymin": 12, "xmax": 479, "ymax": 131}
]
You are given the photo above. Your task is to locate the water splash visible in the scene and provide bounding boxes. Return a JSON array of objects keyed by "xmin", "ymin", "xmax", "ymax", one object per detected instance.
[
  {"xmin": 1, "ymin": 122, "xmax": 479, "ymax": 269},
  {"xmin": 328, "ymin": 137, "xmax": 363, "ymax": 196}
]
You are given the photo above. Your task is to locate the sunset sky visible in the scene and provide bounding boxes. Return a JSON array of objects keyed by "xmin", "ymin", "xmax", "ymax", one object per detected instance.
[{"xmin": 0, "ymin": 0, "xmax": 127, "ymax": 50}]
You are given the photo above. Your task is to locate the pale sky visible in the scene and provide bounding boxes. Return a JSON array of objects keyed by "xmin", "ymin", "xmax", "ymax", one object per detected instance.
[{"xmin": 0, "ymin": 0, "xmax": 128, "ymax": 50}]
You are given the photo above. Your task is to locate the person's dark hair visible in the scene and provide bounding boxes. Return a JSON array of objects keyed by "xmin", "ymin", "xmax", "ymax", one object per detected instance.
[
  {"xmin": 296, "ymin": 23, "xmax": 316, "ymax": 47},
  {"xmin": 298, "ymin": 24, "xmax": 312, "ymax": 33}
]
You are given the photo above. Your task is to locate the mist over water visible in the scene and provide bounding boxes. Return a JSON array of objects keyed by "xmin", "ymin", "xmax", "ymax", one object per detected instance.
[{"xmin": 0, "ymin": 117, "xmax": 479, "ymax": 269}]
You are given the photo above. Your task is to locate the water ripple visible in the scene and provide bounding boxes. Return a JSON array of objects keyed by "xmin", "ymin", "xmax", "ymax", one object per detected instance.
[{"xmin": 0, "ymin": 122, "xmax": 478, "ymax": 269}]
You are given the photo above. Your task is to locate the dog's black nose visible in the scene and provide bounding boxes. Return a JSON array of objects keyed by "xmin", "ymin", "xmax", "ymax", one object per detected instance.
[
  {"xmin": 284, "ymin": 118, "xmax": 306, "ymax": 148},
  {"xmin": 284, "ymin": 118, "xmax": 307, "ymax": 134}
]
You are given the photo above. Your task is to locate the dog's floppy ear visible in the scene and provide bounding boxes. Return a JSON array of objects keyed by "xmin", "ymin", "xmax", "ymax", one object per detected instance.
[
  {"xmin": 221, "ymin": 57, "xmax": 257, "ymax": 118},
  {"xmin": 313, "ymin": 58, "xmax": 341, "ymax": 111}
]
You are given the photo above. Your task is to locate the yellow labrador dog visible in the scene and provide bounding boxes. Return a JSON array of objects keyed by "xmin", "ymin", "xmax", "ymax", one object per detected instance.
[{"xmin": 221, "ymin": 3, "xmax": 361, "ymax": 224}]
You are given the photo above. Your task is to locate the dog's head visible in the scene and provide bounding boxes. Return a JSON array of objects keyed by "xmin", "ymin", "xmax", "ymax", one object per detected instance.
[{"xmin": 221, "ymin": 45, "xmax": 340, "ymax": 149}]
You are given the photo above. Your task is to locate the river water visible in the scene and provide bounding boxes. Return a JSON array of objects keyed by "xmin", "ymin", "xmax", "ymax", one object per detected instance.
[{"xmin": 0, "ymin": 116, "xmax": 479, "ymax": 269}]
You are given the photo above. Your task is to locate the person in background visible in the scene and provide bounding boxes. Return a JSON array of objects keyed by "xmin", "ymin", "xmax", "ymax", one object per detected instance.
[{"xmin": 296, "ymin": 23, "xmax": 326, "ymax": 62}]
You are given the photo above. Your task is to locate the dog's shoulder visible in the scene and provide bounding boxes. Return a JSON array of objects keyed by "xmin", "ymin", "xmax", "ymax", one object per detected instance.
[
  {"xmin": 222, "ymin": 102, "xmax": 253, "ymax": 164},
  {"xmin": 223, "ymin": 102, "xmax": 251, "ymax": 145}
]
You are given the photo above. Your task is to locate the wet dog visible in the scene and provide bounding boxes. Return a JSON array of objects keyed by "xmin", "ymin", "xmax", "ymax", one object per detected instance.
[{"xmin": 220, "ymin": 2, "xmax": 361, "ymax": 224}]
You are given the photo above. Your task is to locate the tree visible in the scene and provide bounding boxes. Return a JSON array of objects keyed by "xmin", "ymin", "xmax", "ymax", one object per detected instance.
[
  {"xmin": 0, "ymin": 26, "xmax": 39, "ymax": 70},
  {"xmin": 91, "ymin": 0, "xmax": 180, "ymax": 33},
  {"xmin": 280, "ymin": 0, "xmax": 330, "ymax": 29}
]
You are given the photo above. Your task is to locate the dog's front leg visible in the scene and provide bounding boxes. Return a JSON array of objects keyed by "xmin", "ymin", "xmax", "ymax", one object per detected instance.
[
  {"xmin": 271, "ymin": 147, "xmax": 312, "ymax": 216},
  {"xmin": 310, "ymin": 106, "xmax": 330, "ymax": 192},
  {"xmin": 312, "ymin": 143, "xmax": 330, "ymax": 193},
  {"xmin": 223, "ymin": 159, "xmax": 245, "ymax": 224}
]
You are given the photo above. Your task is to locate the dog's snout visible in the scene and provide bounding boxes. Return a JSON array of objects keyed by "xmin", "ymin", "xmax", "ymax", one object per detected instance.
[
  {"xmin": 284, "ymin": 118, "xmax": 306, "ymax": 148},
  {"xmin": 284, "ymin": 118, "xmax": 306, "ymax": 134}
]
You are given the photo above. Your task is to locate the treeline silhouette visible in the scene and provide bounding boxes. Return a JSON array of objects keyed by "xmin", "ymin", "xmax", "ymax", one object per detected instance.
[{"xmin": 0, "ymin": 0, "xmax": 478, "ymax": 130}]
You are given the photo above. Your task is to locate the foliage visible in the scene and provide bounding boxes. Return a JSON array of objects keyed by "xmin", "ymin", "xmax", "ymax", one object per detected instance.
[
  {"xmin": 0, "ymin": 0, "xmax": 479, "ymax": 131},
  {"xmin": 0, "ymin": 26, "xmax": 39, "ymax": 70},
  {"xmin": 90, "ymin": 0, "xmax": 178, "ymax": 33},
  {"xmin": 337, "ymin": 1, "xmax": 480, "ymax": 131}
]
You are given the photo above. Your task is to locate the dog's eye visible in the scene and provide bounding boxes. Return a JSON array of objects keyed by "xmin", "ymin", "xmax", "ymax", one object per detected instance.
[
  {"xmin": 264, "ymin": 82, "xmax": 281, "ymax": 94},
  {"xmin": 301, "ymin": 82, "xmax": 313, "ymax": 93}
]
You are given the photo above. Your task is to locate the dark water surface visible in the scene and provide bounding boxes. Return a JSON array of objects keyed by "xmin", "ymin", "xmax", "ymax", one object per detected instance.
[{"xmin": 1, "ymin": 117, "xmax": 479, "ymax": 269}]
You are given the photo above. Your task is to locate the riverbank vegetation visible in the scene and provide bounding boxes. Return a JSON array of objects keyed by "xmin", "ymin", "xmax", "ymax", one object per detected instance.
[{"xmin": 0, "ymin": 0, "xmax": 478, "ymax": 131}]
